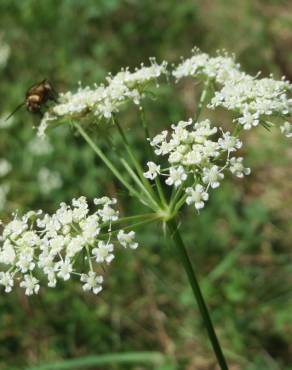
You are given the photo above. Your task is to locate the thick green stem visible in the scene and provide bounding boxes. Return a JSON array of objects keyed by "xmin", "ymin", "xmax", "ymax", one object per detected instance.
[{"xmin": 167, "ymin": 219, "xmax": 229, "ymax": 370}]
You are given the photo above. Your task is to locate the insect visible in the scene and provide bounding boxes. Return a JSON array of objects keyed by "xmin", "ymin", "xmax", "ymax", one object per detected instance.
[{"xmin": 6, "ymin": 79, "xmax": 58, "ymax": 121}]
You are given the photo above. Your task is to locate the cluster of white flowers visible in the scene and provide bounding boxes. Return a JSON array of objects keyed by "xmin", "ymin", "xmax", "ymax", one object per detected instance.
[
  {"xmin": 38, "ymin": 59, "xmax": 168, "ymax": 137},
  {"xmin": 0, "ymin": 196, "xmax": 139, "ymax": 295},
  {"xmin": 144, "ymin": 119, "xmax": 250, "ymax": 210},
  {"xmin": 173, "ymin": 49, "xmax": 292, "ymax": 134},
  {"xmin": 173, "ymin": 48, "xmax": 241, "ymax": 84}
]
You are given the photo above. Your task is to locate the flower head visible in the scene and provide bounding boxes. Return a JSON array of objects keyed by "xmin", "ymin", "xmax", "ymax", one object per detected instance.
[
  {"xmin": 0, "ymin": 197, "xmax": 138, "ymax": 295},
  {"xmin": 145, "ymin": 118, "xmax": 250, "ymax": 211},
  {"xmin": 38, "ymin": 60, "xmax": 167, "ymax": 137},
  {"xmin": 174, "ymin": 49, "xmax": 292, "ymax": 132}
]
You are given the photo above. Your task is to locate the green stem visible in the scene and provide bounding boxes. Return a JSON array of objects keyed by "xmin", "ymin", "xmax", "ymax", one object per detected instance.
[
  {"xmin": 114, "ymin": 119, "xmax": 160, "ymax": 206},
  {"xmin": 167, "ymin": 219, "xmax": 229, "ymax": 370},
  {"xmin": 140, "ymin": 105, "xmax": 152, "ymax": 144},
  {"xmin": 100, "ymin": 216, "xmax": 160, "ymax": 238},
  {"xmin": 74, "ymin": 122, "xmax": 143, "ymax": 202},
  {"xmin": 173, "ymin": 193, "xmax": 188, "ymax": 214},
  {"xmin": 195, "ymin": 78, "xmax": 211, "ymax": 121},
  {"xmin": 139, "ymin": 105, "xmax": 167, "ymax": 207},
  {"xmin": 120, "ymin": 158, "xmax": 159, "ymax": 210},
  {"xmin": 169, "ymin": 185, "xmax": 183, "ymax": 212},
  {"xmin": 103, "ymin": 213, "xmax": 157, "ymax": 229}
]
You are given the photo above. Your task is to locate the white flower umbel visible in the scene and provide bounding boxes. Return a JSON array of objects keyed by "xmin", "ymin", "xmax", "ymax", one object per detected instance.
[
  {"xmin": 0, "ymin": 196, "xmax": 139, "ymax": 295},
  {"xmin": 37, "ymin": 59, "xmax": 167, "ymax": 137},
  {"xmin": 145, "ymin": 118, "xmax": 250, "ymax": 211},
  {"xmin": 173, "ymin": 48, "xmax": 241, "ymax": 84},
  {"xmin": 173, "ymin": 49, "xmax": 292, "ymax": 132},
  {"xmin": 210, "ymin": 75, "xmax": 292, "ymax": 130}
]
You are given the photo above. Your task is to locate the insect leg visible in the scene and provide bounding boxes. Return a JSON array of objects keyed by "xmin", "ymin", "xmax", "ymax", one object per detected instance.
[{"xmin": 5, "ymin": 102, "xmax": 25, "ymax": 121}]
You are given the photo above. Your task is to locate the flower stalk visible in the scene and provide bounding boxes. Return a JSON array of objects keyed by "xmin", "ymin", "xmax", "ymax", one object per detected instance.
[
  {"xmin": 167, "ymin": 219, "xmax": 229, "ymax": 370},
  {"xmin": 74, "ymin": 122, "xmax": 158, "ymax": 210}
]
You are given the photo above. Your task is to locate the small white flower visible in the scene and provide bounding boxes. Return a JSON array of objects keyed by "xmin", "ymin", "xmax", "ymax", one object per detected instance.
[
  {"xmin": 0, "ymin": 271, "xmax": 14, "ymax": 292},
  {"xmin": 193, "ymin": 119, "xmax": 218, "ymax": 142},
  {"xmin": 280, "ymin": 121, "xmax": 292, "ymax": 138},
  {"xmin": 0, "ymin": 240, "xmax": 16, "ymax": 264},
  {"xmin": 66, "ymin": 236, "xmax": 85, "ymax": 258},
  {"xmin": 21, "ymin": 231, "xmax": 41, "ymax": 247},
  {"xmin": 20, "ymin": 275, "xmax": 40, "ymax": 295},
  {"xmin": 94, "ymin": 196, "xmax": 116, "ymax": 206},
  {"xmin": 183, "ymin": 149, "xmax": 202, "ymax": 165},
  {"xmin": 98, "ymin": 205, "xmax": 119, "ymax": 222},
  {"xmin": 92, "ymin": 241, "xmax": 115, "ymax": 264},
  {"xmin": 3, "ymin": 218, "xmax": 28, "ymax": 240},
  {"xmin": 166, "ymin": 166, "xmax": 187, "ymax": 187},
  {"xmin": 202, "ymin": 165, "xmax": 224, "ymax": 188},
  {"xmin": 47, "ymin": 272, "xmax": 57, "ymax": 288},
  {"xmin": 238, "ymin": 111, "xmax": 260, "ymax": 130},
  {"xmin": 218, "ymin": 132, "xmax": 242, "ymax": 152},
  {"xmin": 55, "ymin": 259, "xmax": 73, "ymax": 281},
  {"xmin": 81, "ymin": 271, "xmax": 103, "ymax": 294},
  {"xmin": 117, "ymin": 230, "xmax": 138, "ymax": 249},
  {"xmin": 229, "ymin": 157, "xmax": 251, "ymax": 178},
  {"xmin": 80, "ymin": 214, "xmax": 100, "ymax": 242},
  {"xmin": 48, "ymin": 235, "xmax": 67, "ymax": 255},
  {"xmin": 168, "ymin": 151, "xmax": 183, "ymax": 164},
  {"xmin": 56, "ymin": 204, "xmax": 73, "ymax": 225},
  {"xmin": 72, "ymin": 196, "xmax": 89, "ymax": 221},
  {"xmin": 16, "ymin": 256, "xmax": 35, "ymax": 273},
  {"xmin": 185, "ymin": 185, "xmax": 209, "ymax": 209},
  {"xmin": 144, "ymin": 161, "xmax": 160, "ymax": 180},
  {"xmin": 150, "ymin": 130, "xmax": 168, "ymax": 147}
]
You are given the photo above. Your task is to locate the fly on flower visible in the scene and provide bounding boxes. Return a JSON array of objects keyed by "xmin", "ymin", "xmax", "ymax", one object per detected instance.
[{"xmin": 6, "ymin": 79, "xmax": 58, "ymax": 121}]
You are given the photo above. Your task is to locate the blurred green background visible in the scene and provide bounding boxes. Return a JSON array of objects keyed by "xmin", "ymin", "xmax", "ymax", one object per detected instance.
[{"xmin": 0, "ymin": 1, "xmax": 292, "ymax": 369}]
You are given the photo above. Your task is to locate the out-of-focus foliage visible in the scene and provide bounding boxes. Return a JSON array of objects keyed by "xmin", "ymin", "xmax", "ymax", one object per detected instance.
[{"xmin": 0, "ymin": 1, "xmax": 291, "ymax": 369}]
